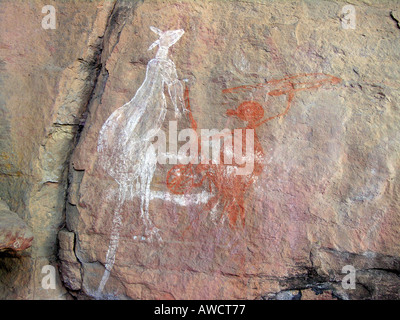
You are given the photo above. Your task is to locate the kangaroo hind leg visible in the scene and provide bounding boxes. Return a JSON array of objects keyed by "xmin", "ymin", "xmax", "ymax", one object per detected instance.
[{"xmin": 139, "ymin": 144, "xmax": 163, "ymax": 243}]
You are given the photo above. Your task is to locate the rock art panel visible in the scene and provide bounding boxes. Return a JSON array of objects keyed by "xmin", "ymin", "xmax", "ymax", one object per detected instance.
[
  {"xmin": 96, "ymin": 27, "xmax": 186, "ymax": 296},
  {"xmin": 83, "ymin": 26, "xmax": 342, "ymax": 299},
  {"xmin": 61, "ymin": 0, "xmax": 400, "ymax": 300}
]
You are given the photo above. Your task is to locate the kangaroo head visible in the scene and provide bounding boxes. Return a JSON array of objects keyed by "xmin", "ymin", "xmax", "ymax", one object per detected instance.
[{"xmin": 148, "ymin": 26, "xmax": 184, "ymax": 51}]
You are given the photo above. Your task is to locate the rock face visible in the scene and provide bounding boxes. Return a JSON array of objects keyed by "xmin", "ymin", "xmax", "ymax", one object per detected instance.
[
  {"xmin": 58, "ymin": 230, "xmax": 82, "ymax": 292},
  {"xmin": 0, "ymin": 200, "xmax": 33, "ymax": 252},
  {"xmin": 0, "ymin": 0, "xmax": 116, "ymax": 299},
  {"xmin": 1, "ymin": 0, "xmax": 400, "ymax": 300}
]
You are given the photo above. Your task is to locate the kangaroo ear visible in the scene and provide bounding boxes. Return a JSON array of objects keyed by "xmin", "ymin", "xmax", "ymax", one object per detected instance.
[
  {"xmin": 150, "ymin": 26, "xmax": 163, "ymax": 36},
  {"xmin": 148, "ymin": 39, "xmax": 160, "ymax": 51}
]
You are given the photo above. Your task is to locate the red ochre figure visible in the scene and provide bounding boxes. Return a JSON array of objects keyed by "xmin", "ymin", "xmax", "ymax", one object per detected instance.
[{"xmin": 166, "ymin": 73, "xmax": 341, "ymax": 234}]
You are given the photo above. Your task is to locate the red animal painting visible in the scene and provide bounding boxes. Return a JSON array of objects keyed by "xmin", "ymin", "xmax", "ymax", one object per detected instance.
[{"xmin": 166, "ymin": 73, "xmax": 341, "ymax": 236}]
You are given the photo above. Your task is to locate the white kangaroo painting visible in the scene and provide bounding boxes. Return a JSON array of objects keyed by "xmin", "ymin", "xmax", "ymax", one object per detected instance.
[{"xmin": 95, "ymin": 26, "xmax": 186, "ymax": 296}]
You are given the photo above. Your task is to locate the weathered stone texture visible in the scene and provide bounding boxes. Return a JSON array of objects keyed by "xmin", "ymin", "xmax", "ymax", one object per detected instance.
[
  {"xmin": 0, "ymin": 200, "xmax": 33, "ymax": 252},
  {"xmin": 0, "ymin": 0, "xmax": 117, "ymax": 299},
  {"xmin": 1, "ymin": 0, "xmax": 400, "ymax": 300},
  {"xmin": 60, "ymin": 0, "xmax": 400, "ymax": 300}
]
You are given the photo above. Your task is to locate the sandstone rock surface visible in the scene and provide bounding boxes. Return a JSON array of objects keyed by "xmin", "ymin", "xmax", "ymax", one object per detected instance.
[
  {"xmin": 61, "ymin": 0, "xmax": 400, "ymax": 300},
  {"xmin": 0, "ymin": 0, "xmax": 115, "ymax": 299},
  {"xmin": 0, "ymin": 200, "xmax": 33, "ymax": 251},
  {"xmin": 1, "ymin": 0, "xmax": 400, "ymax": 300}
]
